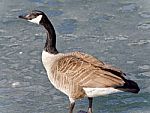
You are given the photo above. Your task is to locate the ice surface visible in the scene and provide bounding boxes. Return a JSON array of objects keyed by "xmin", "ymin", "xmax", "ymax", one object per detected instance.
[{"xmin": 0, "ymin": 0, "xmax": 149, "ymax": 113}]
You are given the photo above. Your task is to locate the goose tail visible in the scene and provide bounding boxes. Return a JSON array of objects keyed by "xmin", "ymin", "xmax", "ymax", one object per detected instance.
[{"xmin": 116, "ymin": 79, "xmax": 140, "ymax": 93}]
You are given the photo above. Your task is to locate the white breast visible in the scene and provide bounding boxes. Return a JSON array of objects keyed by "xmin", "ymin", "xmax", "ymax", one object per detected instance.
[
  {"xmin": 42, "ymin": 51, "xmax": 63, "ymax": 70},
  {"xmin": 42, "ymin": 50, "xmax": 64, "ymax": 87},
  {"xmin": 83, "ymin": 88, "xmax": 122, "ymax": 97}
]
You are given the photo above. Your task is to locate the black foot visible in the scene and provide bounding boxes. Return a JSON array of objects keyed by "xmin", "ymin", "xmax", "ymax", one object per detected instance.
[{"xmin": 77, "ymin": 110, "xmax": 87, "ymax": 113}]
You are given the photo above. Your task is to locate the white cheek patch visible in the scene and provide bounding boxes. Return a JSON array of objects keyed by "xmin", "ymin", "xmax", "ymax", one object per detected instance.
[{"xmin": 28, "ymin": 15, "xmax": 42, "ymax": 24}]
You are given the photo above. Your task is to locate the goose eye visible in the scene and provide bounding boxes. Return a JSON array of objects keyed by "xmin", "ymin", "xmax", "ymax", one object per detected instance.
[{"xmin": 27, "ymin": 13, "xmax": 39, "ymax": 20}]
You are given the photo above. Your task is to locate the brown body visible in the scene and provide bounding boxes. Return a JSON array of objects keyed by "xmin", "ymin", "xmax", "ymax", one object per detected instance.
[{"xmin": 42, "ymin": 51, "xmax": 131, "ymax": 101}]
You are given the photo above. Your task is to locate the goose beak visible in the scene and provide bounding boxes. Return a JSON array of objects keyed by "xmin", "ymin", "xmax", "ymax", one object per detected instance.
[
  {"xmin": 18, "ymin": 15, "xmax": 25, "ymax": 19},
  {"xmin": 18, "ymin": 14, "xmax": 29, "ymax": 20}
]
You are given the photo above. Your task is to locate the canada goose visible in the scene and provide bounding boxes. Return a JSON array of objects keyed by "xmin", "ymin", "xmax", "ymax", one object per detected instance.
[{"xmin": 19, "ymin": 10, "xmax": 140, "ymax": 113}]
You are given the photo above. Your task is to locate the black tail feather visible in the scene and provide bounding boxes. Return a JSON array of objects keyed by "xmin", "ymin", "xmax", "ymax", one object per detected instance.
[{"xmin": 116, "ymin": 79, "xmax": 140, "ymax": 93}]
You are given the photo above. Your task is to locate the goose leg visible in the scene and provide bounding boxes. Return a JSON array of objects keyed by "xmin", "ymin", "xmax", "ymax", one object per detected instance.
[
  {"xmin": 87, "ymin": 97, "xmax": 93, "ymax": 113},
  {"xmin": 69, "ymin": 102, "xmax": 75, "ymax": 113}
]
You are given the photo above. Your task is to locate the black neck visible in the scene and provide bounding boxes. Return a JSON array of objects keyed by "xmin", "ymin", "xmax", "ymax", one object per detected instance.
[{"xmin": 40, "ymin": 15, "xmax": 58, "ymax": 54}]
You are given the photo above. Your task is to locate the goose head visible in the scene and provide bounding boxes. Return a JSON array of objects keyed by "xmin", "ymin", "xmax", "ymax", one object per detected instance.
[
  {"xmin": 19, "ymin": 10, "xmax": 58, "ymax": 54},
  {"xmin": 19, "ymin": 10, "xmax": 47, "ymax": 25}
]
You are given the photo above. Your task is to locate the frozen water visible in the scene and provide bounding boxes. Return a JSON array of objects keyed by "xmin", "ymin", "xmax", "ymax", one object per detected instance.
[
  {"xmin": 138, "ymin": 65, "xmax": 150, "ymax": 70},
  {"xmin": 0, "ymin": 0, "xmax": 150, "ymax": 113},
  {"xmin": 138, "ymin": 22, "xmax": 150, "ymax": 30},
  {"xmin": 139, "ymin": 11, "xmax": 150, "ymax": 18},
  {"xmin": 119, "ymin": 3, "xmax": 138, "ymax": 13}
]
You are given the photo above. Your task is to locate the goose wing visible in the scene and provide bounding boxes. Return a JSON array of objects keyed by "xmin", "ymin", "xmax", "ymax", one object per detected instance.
[
  {"xmin": 70, "ymin": 51, "xmax": 125, "ymax": 79},
  {"xmin": 51, "ymin": 52, "xmax": 126, "ymax": 89},
  {"xmin": 70, "ymin": 51, "xmax": 105, "ymax": 67}
]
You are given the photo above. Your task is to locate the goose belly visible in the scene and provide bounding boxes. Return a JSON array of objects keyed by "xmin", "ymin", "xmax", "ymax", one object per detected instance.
[{"xmin": 83, "ymin": 88, "xmax": 122, "ymax": 97}]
